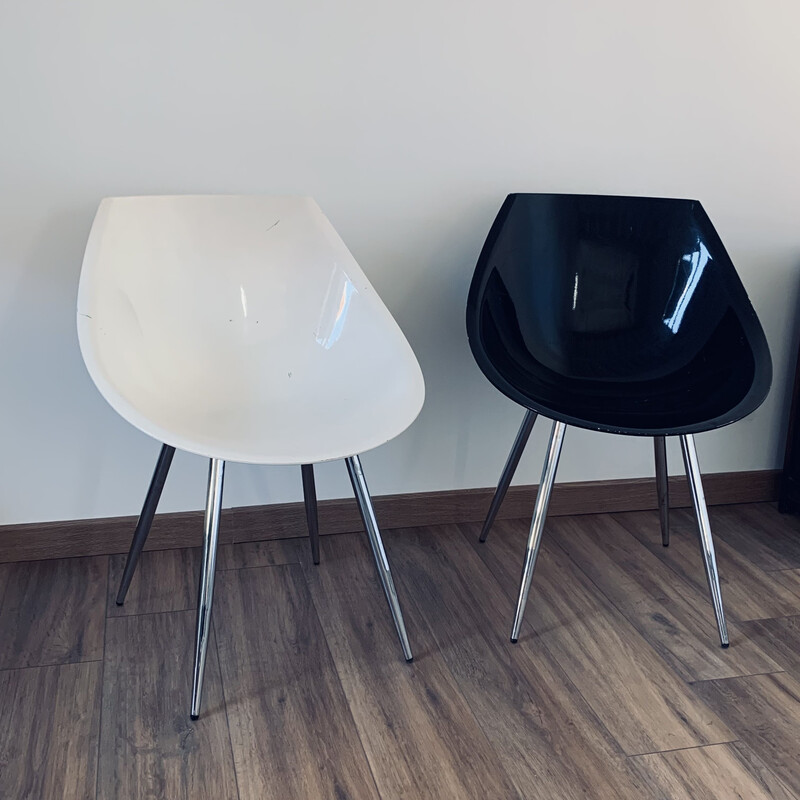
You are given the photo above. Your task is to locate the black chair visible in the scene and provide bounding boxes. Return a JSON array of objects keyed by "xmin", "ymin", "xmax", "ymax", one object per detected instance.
[{"xmin": 467, "ymin": 194, "xmax": 772, "ymax": 646}]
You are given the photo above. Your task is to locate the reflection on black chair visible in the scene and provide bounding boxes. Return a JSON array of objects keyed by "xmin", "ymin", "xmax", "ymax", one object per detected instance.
[{"xmin": 467, "ymin": 194, "xmax": 772, "ymax": 646}]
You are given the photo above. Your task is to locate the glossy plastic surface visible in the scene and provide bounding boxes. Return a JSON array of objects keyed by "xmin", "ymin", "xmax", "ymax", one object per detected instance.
[
  {"xmin": 467, "ymin": 194, "xmax": 771, "ymax": 435},
  {"xmin": 78, "ymin": 196, "xmax": 425, "ymax": 464}
]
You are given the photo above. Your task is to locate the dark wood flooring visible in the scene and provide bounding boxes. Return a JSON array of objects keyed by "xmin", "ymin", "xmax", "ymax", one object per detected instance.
[{"xmin": 2, "ymin": 502, "xmax": 800, "ymax": 799}]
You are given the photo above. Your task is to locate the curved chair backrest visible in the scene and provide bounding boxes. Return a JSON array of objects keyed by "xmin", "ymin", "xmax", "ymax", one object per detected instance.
[
  {"xmin": 467, "ymin": 194, "xmax": 771, "ymax": 435},
  {"xmin": 78, "ymin": 196, "xmax": 424, "ymax": 464}
]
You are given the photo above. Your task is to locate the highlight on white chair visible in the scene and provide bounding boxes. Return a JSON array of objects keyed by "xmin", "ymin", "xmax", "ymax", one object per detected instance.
[{"xmin": 77, "ymin": 195, "xmax": 425, "ymax": 718}]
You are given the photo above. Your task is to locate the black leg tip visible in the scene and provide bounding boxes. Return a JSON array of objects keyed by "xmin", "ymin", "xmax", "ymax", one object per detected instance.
[
  {"xmin": 662, "ymin": 542, "xmax": 669, "ymax": 548},
  {"xmin": 190, "ymin": 714, "xmax": 199, "ymax": 721},
  {"xmin": 313, "ymin": 559, "xmax": 320, "ymax": 566},
  {"xmin": 510, "ymin": 637, "xmax": 518, "ymax": 644},
  {"xmin": 405, "ymin": 656, "xmax": 414, "ymax": 663},
  {"xmin": 115, "ymin": 599, "xmax": 125, "ymax": 606},
  {"xmin": 721, "ymin": 642, "xmax": 730, "ymax": 649}
]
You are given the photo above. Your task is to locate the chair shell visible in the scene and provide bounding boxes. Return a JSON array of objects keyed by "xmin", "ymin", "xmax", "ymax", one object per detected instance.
[
  {"xmin": 467, "ymin": 194, "xmax": 771, "ymax": 436},
  {"xmin": 78, "ymin": 195, "xmax": 425, "ymax": 464}
]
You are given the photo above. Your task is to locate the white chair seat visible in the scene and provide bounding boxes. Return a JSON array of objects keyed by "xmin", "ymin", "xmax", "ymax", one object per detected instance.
[{"xmin": 77, "ymin": 195, "xmax": 424, "ymax": 464}]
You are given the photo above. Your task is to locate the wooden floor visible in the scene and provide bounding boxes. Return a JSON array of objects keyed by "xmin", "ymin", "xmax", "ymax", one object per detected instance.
[{"xmin": 3, "ymin": 502, "xmax": 800, "ymax": 799}]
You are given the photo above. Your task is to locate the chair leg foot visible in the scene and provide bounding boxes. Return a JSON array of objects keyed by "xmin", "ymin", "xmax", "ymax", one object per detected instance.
[
  {"xmin": 511, "ymin": 420, "xmax": 566, "ymax": 642},
  {"xmin": 116, "ymin": 443, "xmax": 176, "ymax": 605},
  {"xmin": 301, "ymin": 464, "xmax": 320, "ymax": 565},
  {"xmin": 480, "ymin": 409, "xmax": 537, "ymax": 543},
  {"xmin": 190, "ymin": 458, "xmax": 225, "ymax": 719},
  {"xmin": 654, "ymin": 436, "xmax": 669, "ymax": 547},
  {"xmin": 346, "ymin": 455, "xmax": 413, "ymax": 661},
  {"xmin": 680, "ymin": 434, "xmax": 729, "ymax": 647}
]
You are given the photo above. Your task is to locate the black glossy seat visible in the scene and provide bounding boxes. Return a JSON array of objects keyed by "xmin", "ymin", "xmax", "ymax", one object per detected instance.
[{"xmin": 467, "ymin": 193, "xmax": 772, "ymax": 645}]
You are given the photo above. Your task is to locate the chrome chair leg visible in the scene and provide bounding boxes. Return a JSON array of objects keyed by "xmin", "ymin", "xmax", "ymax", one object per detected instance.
[
  {"xmin": 480, "ymin": 409, "xmax": 537, "ymax": 543},
  {"xmin": 679, "ymin": 435, "xmax": 729, "ymax": 647},
  {"xmin": 511, "ymin": 420, "xmax": 567, "ymax": 643},
  {"xmin": 654, "ymin": 436, "xmax": 669, "ymax": 547},
  {"xmin": 191, "ymin": 458, "xmax": 225, "ymax": 719},
  {"xmin": 345, "ymin": 455, "xmax": 413, "ymax": 662},
  {"xmin": 116, "ymin": 443, "xmax": 176, "ymax": 605},
  {"xmin": 301, "ymin": 464, "xmax": 321, "ymax": 565}
]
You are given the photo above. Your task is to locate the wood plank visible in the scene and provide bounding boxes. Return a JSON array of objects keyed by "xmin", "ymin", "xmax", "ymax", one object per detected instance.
[
  {"xmin": 216, "ymin": 537, "xmax": 303, "ymax": 571},
  {"xmin": 693, "ymin": 672, "xmax": 800, "ymax": 796},
  {"xmin": 615, "ymin": 508, "xmax": 800, "ymax": 621},
  {"xmin": 99, "ymin": 610, "xmax": 238, "ymax": 800},
  {"xmin": 466, "ymin": 519, "xmax": 734, "ymax": 755},
  {"xmin": 0, "ymin": 661, "xmax": 101, "ymax": 800},
  {"xmin": 0, "ymin": 556, "xmax": 107, "ymax": 669},
  {"xmin": 108, "ymin": 547, "xmax": 200, "ymax": 617},
  {"xmin": 213, "ymin": 564, "xmax": 380, "ymax": 800},
  {"xmin": 631, "ymin": 743, "xmax": 796, "ymax": 800},
  {"xmin": 727, "ymin": 742, "xmax": 800, "ymax": 800},
  {"xmin": 108, "ymin": 539, "xmax": 306, "ymax": 615},
  {"xmin": 550, "ymin": 513, "xmax": 780, "ymax": 681},
  {"xmin": 739, "ymin": 615, "xmax": 800, "ymax": 675},
  {"xmin": 388, "ymin": 523, "xmax": 652, "ymax": 799},
  {"xmin": 714, "ymin": 503, "xmax": 800, "ymax": 571},
  {"xmin": 772, "ymin": 568, "xmax": 800, "ymax": 598},
  {"xmin": 298, "ymin": 531, "xmax": 522, "ymax": 799},
  {"xmin": 0, "ymin": 470, "xmax": 779, "ymax": 564}
]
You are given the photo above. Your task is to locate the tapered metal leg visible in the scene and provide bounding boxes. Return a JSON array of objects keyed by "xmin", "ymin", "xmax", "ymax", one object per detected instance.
[
  {"xmin": 654, "ymin": 436, "xmax": 669, "ymax": 547},
  {"xmin": 191, "ymin": 458, "xmax": 225, "ymax": 719},
  {"xmin": 116, "ymin": 443, "xmax": 176, "ymax": 605},
  {"xmin": 679, "ymin": 435, "xmax": 729, "ymax": 647},
  {"xmin": 480, "ymin": 409, "xmax": 538, "ymax": 543},
  {"xmin": 345, "ymin": 455, "xmax": 413, "ymax": 661},
  {"xmin": 511, "ymin": 421, "xmax": 566, "ymax": 643},
  {"xmin": 301, "ymin": 464, "xmax": 320, "ymax": 565}
]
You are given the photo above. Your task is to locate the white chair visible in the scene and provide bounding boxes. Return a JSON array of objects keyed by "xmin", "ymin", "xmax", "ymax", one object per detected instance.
[{"xmin": 77, "ymin": 195, "xmax": 425, "ymax": 718}]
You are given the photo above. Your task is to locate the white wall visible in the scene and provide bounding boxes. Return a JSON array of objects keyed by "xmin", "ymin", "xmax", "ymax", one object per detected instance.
[{"xmin": 1, "ymin": 0, "xmax": 799, "ymax": 525}]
